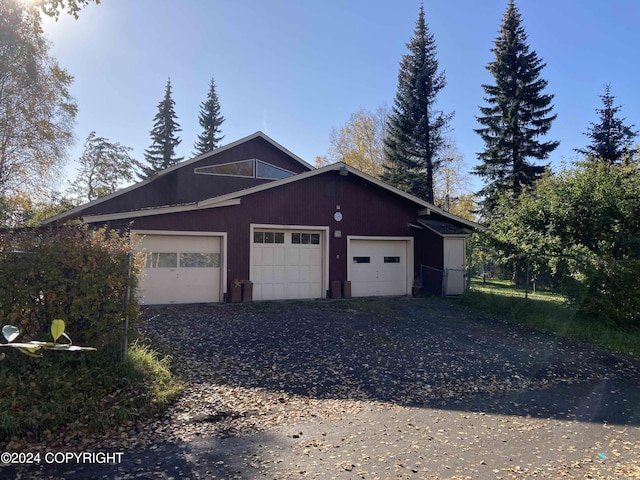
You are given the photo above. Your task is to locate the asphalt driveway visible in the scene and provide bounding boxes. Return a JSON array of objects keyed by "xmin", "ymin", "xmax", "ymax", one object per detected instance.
[
  {"xmin": 10, "ymin": 296, "xmax": 640, "ymax": 479},
  {"xmin": 148, "ymin": 297, "xmax": 640, "ymax": 410}
]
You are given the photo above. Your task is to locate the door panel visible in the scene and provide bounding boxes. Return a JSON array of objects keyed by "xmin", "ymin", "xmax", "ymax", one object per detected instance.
[
  {"xmin": 136, "ymin": 234, "xmax": 221, "ymax": 304},
  {"xmin": 252, "ymin": 230, "xmax": 323, "ymax": 300},
  {"xmin": 349, "ymin": 240, "xmax": 408, "ymax": 296}
]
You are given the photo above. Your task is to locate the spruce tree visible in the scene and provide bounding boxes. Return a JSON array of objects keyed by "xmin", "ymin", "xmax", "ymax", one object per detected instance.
[
  {"xmin": 474, "ymin": 0, "xmax": 558, "ymax": 216},
  {"xmin": 382, "ymin": 4, "xmax": 453, "ymax": 204},
  {"xmin": 193, "ymin": 77, "xmax": 225, "ymax": 156},
  {"xmin": 575, "ymin": 84, "xmax": 638, "ymax": 164},
  {"xmin": 139, "ymin": 78, "xmax": 183, "ymax": 178}
]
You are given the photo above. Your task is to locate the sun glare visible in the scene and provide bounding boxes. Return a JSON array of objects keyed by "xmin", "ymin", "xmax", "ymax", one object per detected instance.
[{"xmin": 15, "ymin": 0, "xmax": 40, "ymax": 6}]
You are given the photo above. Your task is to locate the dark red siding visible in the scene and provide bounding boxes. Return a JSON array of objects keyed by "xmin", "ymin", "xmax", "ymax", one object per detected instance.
[
  {"xmin": 415, "ymin": 227, "xmax": 444, "ymax": 270},
  {"xmin": 83, "ymin": 136, "xmax": 311, "ymax": 217},
  {"xmin": 414, "ymin": 227, "xmax": 444, "ymax": 295},
  {"xmin": 103, "ymin": 170, "xmax": 445, "ymax": 295}
]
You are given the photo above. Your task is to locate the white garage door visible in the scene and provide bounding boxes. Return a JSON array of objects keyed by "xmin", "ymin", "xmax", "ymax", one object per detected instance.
[
  {"xmin": 136, "ymin": 234, "xmax": 222, "ymax": 304},
  {"xmin": 251, "ymin": 230, "xmax": 323, "ymax": 300},
  {"xmin": 349, "ymin": 239, "xmax": 409, "ymax": 297}
]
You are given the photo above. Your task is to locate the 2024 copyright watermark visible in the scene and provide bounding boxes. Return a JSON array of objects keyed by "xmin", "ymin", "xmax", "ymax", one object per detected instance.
[{"xmin": 1, "ymin": 451, "xmax": 124, "ymax": 465}]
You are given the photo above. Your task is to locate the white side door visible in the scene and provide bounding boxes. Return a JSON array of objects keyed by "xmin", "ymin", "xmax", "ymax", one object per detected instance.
[{"xmin": 443, "ymin": 237, "xmax": 466, "ymax": 296}]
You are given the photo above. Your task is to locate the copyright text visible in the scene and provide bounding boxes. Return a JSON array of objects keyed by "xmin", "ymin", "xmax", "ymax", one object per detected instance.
[{"xmin": 1, "ymin": 451, "xmax": 124, "ymax": 465}]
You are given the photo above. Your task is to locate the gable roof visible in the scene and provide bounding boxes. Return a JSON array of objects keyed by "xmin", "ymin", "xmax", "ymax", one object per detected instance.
[
  {"xmin": 43, "ymin": 131, "xmax": 314, "ymax": 225},
  {"xmin": 78, "ymin": 161, "xmax": 483, "ymax": 232},
  {"xmin": 200, "ymin": 163, "xmax": 483, "ymax": 230}
]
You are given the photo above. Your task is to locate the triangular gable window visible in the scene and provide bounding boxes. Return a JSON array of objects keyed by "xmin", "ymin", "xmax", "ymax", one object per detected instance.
[
  {"xmin": 195, "ymin": 159, "xmax": 254, "ymax": 177},
  {"xmin": 256, "ymin": 160, "xmax": 293, "ymax": 179},
  {"xmin": 194, "ymin": 159, "xmax": 294, "ymax": 180}
]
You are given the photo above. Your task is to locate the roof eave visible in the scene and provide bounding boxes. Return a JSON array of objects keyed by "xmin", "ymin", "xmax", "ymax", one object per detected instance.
[
  {"xmin": 41, "ymin": 131, "xmax": 314, "ymax": 225},
  {"xmin": 50, "ymin": 158, "xmax": 485, "ymax": 233}
]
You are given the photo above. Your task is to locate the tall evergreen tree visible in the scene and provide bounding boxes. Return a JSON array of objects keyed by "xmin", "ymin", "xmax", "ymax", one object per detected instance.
[
  {"xmin": 575, "ymin": 84, "xmax": 638, "ymax": 164},
  {"xmin": 474, "ymin": 0, "xmax": 558, "ymax": 216},
  {"xmin": 193, "ymin": 77, "xmax": 225, "ymax": 156},
  {"xmin": 382, "ymin": 4, "xmax": 453, "ymax": 203},
  {"xmin": 139, "ymin": 78, "xmax": 183, "ymax": 178}
]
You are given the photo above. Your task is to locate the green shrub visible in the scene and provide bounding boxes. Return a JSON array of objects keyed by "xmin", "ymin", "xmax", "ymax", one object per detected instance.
[
  {"xmin": 560, "ymin": 260, "xmax": 640, "ymax": 329},
  {"xmin": 0, "ymin": 343, "xmax": 182, "ymax": 446},
  {"xmin": 0, "ymin": 226, "xmax": 140, "ymax": 353}
]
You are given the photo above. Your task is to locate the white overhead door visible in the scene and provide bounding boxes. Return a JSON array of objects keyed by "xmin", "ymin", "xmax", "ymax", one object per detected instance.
[
  {"xmin": 349, "ymin": 239, "xmax": 410, "ymax": 297},
  {"xmin": 136, "ymin": 234, "xmax": 222, "ymax": 305},
  {"xmin": 252, "ymin": 230, "xmax": 323, "ymax": 300}
]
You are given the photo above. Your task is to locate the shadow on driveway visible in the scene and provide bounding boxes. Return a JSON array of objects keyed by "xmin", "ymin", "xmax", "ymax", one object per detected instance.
[
  {"xmin": 143, "ymin": 297, "xmax": 640, "ymax": 427},
  {"xmin": 10, "ymin": 297, "xmax": 640, "ymax": 479},
  {"xmin": 8, "ymin": 434, "xmax": 285, "ymax": 480}
]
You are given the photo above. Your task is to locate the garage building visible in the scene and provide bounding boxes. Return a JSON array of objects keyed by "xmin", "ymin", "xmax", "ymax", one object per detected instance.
[{"xmin": 44, "ymin": 132, "xmax": 480, "ymax": 304}]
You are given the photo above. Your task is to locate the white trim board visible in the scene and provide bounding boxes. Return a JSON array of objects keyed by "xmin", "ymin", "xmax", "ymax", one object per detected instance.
[
  {"xmin": 135, "ymin": 163, "xmax": 480, "ymax": 233},
  {"xmin": 173, "ymin": 163, "xmax": 482, "ymax": 232},
  {"xmin": 83, "ymin": 199, "xmax": 240, "ymax": 223}
]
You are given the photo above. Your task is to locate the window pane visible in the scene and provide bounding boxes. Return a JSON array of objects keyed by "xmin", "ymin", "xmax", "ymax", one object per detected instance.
[
  {"xmin": 256, "ymin": 160, "xmax": 293, "ymax": 180},
  {"xmin": 274, "ymin": 232, "xmax": 285, "ymax": 244},
  {"xmin": 145, "ymin": 252, "xmax": 177, "ymax": 268},
  {"xmin": 195, "ymin": 159, "xmax": 254, "ymax": 177},
  {"xmin": 264, "ymin": 232, "xmax": 274, "ymax": 243},
  {"xmin": 180, "ymin": 253, "xmax": 220, "ymax": 268},
  {"xmin": 310, "ymin": 233, "xmax": 320, "ymax": 244},
  {"xmin": 384, "ymin": 256, "xmax": 401, "ymax": 263},
  {"xmin": 353, "ymin": 256, "xmax": 370, "ymax": 264},
  {"xmin": 292, "ymin": 233, "xmax": 301, "ymax": 244},
  {"xmin": 301, "ymin": 233, "xmax": 311, "ymax": 244},
  {"xmin": 144, "ymin": 253, "xmax": 156, "ymax": 268},
  {"xmin": 254, "ymin": 232, "xmax": 264, "ymax": 243}
]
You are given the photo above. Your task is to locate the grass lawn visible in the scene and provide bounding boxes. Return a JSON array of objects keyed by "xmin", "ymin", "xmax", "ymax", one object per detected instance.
[
  {"xmin": 461, "ymin": 277, "xmax": 640, "ymax": 360},
  {"xmin": 0, "ymin": 341, "xmax": 182, "ymax": 450}
]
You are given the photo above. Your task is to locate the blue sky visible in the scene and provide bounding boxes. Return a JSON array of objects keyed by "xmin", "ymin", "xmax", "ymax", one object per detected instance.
[{"xmin": 42, "ymin": 0, "xmax": 640, "ymax": 193}]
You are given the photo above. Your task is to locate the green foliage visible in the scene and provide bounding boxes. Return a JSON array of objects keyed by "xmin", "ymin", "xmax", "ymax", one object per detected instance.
[
  {"xmin": 0, "ymin": 0, "xmax": 77, "ymax": 202},
  {"xmin": 382, "ymin": 4, "xmax": 453, "ymax": 203},
  {"xmin": 563, "ymin": 260, "xmax": 640, "ymax": 328},
  {"xmin": 37, "ymin": 0, "xmax": 100, "ymax": 19},
  {"xmin": 193, "ymin": 77, "xmax": 225, "ymax": 155},
  {"xmin": 0, "ymin": 193, "xmax": 76, "ymax": 229},
  {"xmin": 485, "ymin": 159, "xmax": 640, "ymax": 327},
  {"xmin": 575, "ymin": 84, "xmax": 638, "ymax": 164},
  {"xmin": 474, "ymin": 0, "xmax": 558, "ymax": 216},
  {"xmin": 18, "ymin": 195, "xmax": 77, "ymax": 227},
  {"xmin": 68, "ymin": 131, "xmax": 137, "ymax": 203},
  {"xmin": 0, "ymin": 342, "xmax": 182, "ymax": 447},
  {"xmin": 50, "ymin": 319, "xmax": 65, "ymax": 342},
  {"xmin": 139, "ymin": 78, "xmax": 183, "ymax": 179},
  {"xmin": 0, "ymin": 226, "xmax": 139, "ymax": 352},
  {"xmin": 127, "ymin": 340, "xmax": 183, "ymax": 410}
]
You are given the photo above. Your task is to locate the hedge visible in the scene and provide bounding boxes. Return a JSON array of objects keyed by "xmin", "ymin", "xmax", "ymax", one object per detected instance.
[{"xmin": 0, "ymin": 226, "xmax": 140, "ymax": 353}]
